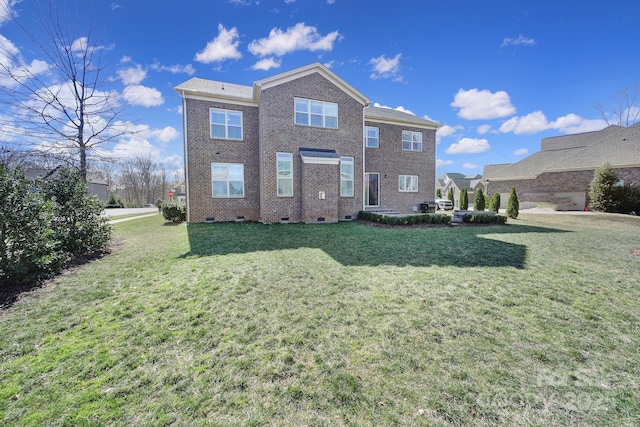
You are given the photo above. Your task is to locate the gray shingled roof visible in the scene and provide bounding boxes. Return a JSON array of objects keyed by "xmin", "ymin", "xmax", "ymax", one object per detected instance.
[
  {"xmin": 548, "ymin": 122, "xmax": 640, "ymax": 171},
  {"xmin": 174, "ymin": 77, "xmax": 254, "ymax": 101},
  {"xmin": 482, "ymin": 163, "xmax": 512, "ymax": 180},
  {"xmin": 486, "ymin": 122, "xmax": 640, "ymax": 180},
  {"xmin": 364, "ymin": 106, "xmax": 439, "ymax": 128},
  {"xmin": 540, "ymin": 125, "xmax": 623, "ymax": 151}
]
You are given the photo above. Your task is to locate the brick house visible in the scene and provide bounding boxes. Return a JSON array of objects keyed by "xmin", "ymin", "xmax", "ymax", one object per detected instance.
[
  {"xmin": 482, "ymin": 122, "xmax": 640, "ymax": 210},
  {"xmin": 175, "ymin": 63, "xmax": 439, "ymax": 224}
]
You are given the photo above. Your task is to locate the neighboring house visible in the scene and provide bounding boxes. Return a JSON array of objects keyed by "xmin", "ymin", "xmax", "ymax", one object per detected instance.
[
  {"xmin": 439, "ymin": 172, "xmax": 482, "ymax": 208},
  {"xmin": 482, "ymin": 123, "xmax": 640, "ymax": 210},
  {"xmin": 174, "ymin": 63, "xmax": 439, "ymax": 224},
  {"xmin": 23, "ymin": 167, "xmax": 109, "ymax": 203}
]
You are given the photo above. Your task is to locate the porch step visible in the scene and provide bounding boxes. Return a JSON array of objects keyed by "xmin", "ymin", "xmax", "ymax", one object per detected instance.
[{"xmin": 365, "ymin": 208, "xmax": 402, "ymax": 215}]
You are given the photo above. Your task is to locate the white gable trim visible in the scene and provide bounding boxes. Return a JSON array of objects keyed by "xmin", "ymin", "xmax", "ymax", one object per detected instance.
[{"xmin": 255, "ymin": 62, "xmax": 370, "ymax": 106}]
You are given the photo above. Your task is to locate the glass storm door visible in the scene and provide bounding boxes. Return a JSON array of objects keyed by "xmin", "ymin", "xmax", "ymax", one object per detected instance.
[{"xmin": 365, "ymin": 173, "xmax": 379, "ymax": 207}]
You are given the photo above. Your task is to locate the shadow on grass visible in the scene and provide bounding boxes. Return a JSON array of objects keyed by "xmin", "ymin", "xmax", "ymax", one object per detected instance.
[{"xmin": 181, "ymin": 221, "xmax": 568, "ymax": 269}]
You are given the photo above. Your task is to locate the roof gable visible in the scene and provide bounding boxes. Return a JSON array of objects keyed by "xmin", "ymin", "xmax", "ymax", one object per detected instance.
[
  {"xmin": 255, "ymin": 62, "xmax": 370, "ymax": 106},
  {"xmin": 365, "ymin": 106, "xmax": 439, "ymax": 130}
]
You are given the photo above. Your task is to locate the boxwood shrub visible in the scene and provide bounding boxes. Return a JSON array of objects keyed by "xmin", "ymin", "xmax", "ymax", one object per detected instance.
[
  {"xmin": 358, "ymin": 211, "xmax": 451, "ymax": 226},
  {"xmin": 462, "ymin": 213, "xmax": 507, "ymax": 224}
]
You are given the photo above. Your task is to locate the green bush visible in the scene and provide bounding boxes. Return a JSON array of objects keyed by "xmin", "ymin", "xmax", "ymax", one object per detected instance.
[
  {"xmin": 447, "ymin": 187, "xmax": 455, "ymax": 205},
  {"xmin": 1, "ymin": 168, "xmax": 65, "ymax": 285},
  {"xmin": 462, "ymin": 214, "xmax": 507, "ymax": 224},
  {"xmin": 507, "ymin": 187, "xmax": 519, "ymax": 219},
  {"xmin": 488, "ymin": 193, "xmax": 501, "ymax": 213},
  {"xmin": 589, "ymin": 164, "xmax": 640, "ymax": 213},
  {"xmin": 357, "ymin": 211, "xmax": 451, "ymax": 226},
  {"xmin": 162, "ymin": 203, "xmax": 187, "ymax": 223},
  {"xmin": 40, "ymin": 169, "xmax": 112, "ymax": 257}
]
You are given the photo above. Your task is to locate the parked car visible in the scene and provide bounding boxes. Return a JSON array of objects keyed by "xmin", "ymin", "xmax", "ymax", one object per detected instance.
[{"xmin": 434, "ymin": 198, "xmax": 453, "ymax": 210}]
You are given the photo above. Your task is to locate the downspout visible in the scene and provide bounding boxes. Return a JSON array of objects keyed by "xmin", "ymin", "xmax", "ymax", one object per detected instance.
[
  {"xmin": 362, "ymin": 106, "xmax": 366, "ymax": 213},
  {"xmin": 181, "ymin": 90, "xmax": 190, "ymax": 224}
]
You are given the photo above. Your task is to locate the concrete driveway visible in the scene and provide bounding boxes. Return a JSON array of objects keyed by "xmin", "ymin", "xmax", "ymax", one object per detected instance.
[{"xmin": 104, "ymin": 207, "xmax": 159, "ymax": 217}]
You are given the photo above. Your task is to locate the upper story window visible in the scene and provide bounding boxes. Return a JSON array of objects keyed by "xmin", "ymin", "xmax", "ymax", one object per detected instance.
[
  {"xmin": 365, "ymin": 126, "xmax": 379, "ymax": 148},
  {"xmin": 210, "ymin": 108, "xmax": 243, "ymax": 140},
  {"xmin": 402, "ymin": 130, "xmax": 422, "ymax": 152},
  {"xmin": 295, "ymin": 98, "xmax": 338, "ymax": 129}
]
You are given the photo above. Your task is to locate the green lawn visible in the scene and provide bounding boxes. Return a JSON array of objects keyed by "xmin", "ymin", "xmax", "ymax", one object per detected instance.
[{"xmin": 1, "ymin": 213, "xmax": 639, "ymax": 426}]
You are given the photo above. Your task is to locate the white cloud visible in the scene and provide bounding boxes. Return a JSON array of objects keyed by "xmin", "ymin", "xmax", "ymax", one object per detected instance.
[
  {"xmin": 502, "ymin": 35, "xmax": 536, "ymax": 47},
  {"xmin": 369, "ymin": 53, "xmax": 402, "ymax": 80},
  {"xmin": 117, "ymin": 65, "xmax": 146, "ymax": 85},
  {"xmin": 0, "ymin": 0, "xmax": 15, "ymax": 24},
  {"xmin": 513, "ymin": 148, "xmax": 529, "ymax": 156},
  {"xmin": 0, "ymin": 34, "xmax": 50, "ymax": 88},
  {"xmin": 499, "ymin": 111, "xmax": 607, "ymax": 135},
  {"xmin": 446, "ymin": 138, "xmax": 490, "ymax": 154},
  {"xmin": 112, "ymin": 121, "xmax": 178, "ymax": 142},
  {"xmin": 251, "ymin": 57, "xmax": 281, "ymax": 71},
  {"xmin": 150, "ymin": 62, "xmax": 196, "ymax": 75},
  {"xmin": 436, "ymin": 124, "xmax": 463, "ymax": 144},
  {"xmin": 451, "ymin": 88, "xmax": 516, "ymax": 120},
  {"xmin": 463, "ymin": 162, "xmax": 480, "ymax": 169},
  {"xmin": 248, "ymin": 23, "xmax": 341, "ymax": 57},
  {"xmin": 477, "ymin": 124, "xmax": 492, "ymax": 135},
  {"xmin": 122, "ymin": 85, "xmax": 164, "ymax": 107},
  {"xmin": 111, "ymin": 137, "xmax": 161, "ymax": 160},
  {"xmin": 195, "ymin": 24, "xmax": 242, "ymax": 64},
  {"xmin": 436, "ymin": 159, "xmax": 454, "ymax": 167}
]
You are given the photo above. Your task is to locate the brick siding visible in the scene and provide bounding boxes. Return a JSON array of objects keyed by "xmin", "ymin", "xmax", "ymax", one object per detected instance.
[{"xmin": 364, "ymin": 120, "xmax": 436, "ymax": 213}]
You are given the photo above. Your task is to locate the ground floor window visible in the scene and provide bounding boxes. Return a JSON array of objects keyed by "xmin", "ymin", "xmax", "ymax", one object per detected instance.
[
  {"xmin": 399, "ymin": 175, "xmax": 418, "ymax": 192},
  {"xmin": 340, "ymin": 157, "xmax": 354, "ymax": 197},
  {"xmin": 212, "ymin": 163, "xmax": 244, "ymax": 198},
  {"xmin": 277, "ymin": 153, "xmax": 293, "ymax": 197}
]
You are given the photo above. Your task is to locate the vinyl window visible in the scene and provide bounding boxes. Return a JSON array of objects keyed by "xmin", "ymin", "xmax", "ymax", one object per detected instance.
[
  {"xmin": 365, "ymin": 126, "xmax": 379, "ymax": 148},
  {"xmin": 399, "ymin": 175, "xmax": 419, "ymax": 192},
  {"xmin": 277, "ymin": 153, "xmax": 293, "ymax": 197},
  {"xmin": 340, "ymin": 157, "xmax": 354, "ymax": 197},
  {"xmin": 212, "ymin": 163, "xmax": 244, "ymax": 198},
  {"xmin": 295, "ymin": 98, "xmax": 338, "ymax": 129},
  {"xmin": 210, "ymin": 108, "xmax": 243, "ymax": 140},
  {"xmin": 402, "ymin": 130, "xmax": 422, "ymax": 152}
]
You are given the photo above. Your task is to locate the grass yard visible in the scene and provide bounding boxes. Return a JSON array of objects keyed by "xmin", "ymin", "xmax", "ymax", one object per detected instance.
[{"xmin": 1, "ymin": 213, "xmax": 639, "ymax": 426}]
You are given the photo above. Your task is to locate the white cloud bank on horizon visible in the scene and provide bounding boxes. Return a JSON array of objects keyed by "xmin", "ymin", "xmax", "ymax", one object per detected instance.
[{"xmin": 499, "ymin": 111, "xmax": 607, "ymax": 135}]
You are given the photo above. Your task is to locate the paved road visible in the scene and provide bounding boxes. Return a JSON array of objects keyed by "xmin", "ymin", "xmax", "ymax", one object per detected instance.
[{"xmin": 104, "ymin": 207, "xmax": 159, "ymax": 217}]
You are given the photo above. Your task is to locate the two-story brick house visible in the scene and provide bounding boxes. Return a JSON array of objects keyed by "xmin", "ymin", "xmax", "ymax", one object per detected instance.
[{"xmin": 175, "ymin": 62, "xmax": 438, "ymax": 224}]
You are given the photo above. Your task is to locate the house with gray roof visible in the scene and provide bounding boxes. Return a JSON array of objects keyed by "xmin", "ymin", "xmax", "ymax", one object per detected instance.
[
  {"xmin": 482, "ymin": 123, "xmax": 640, "ymax": 210},
  {"xmin": 175, "ymin": 63, "xmax": 439, "ymax": 223},
  {"xmin": 439, "ymin": 172, "xmax": 482, "ymax": 208}
]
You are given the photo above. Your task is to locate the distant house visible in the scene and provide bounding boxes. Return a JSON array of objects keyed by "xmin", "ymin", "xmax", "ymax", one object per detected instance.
[
  {"xmin": 23, "ymin": 167, "xmax": 109, "ymax": 203},
  {"xmin": 439, "ymin": 172, "xmax": 482, "ymax": 208},
  {"xmin": 174, "ymin": 62, "xmax": 439, "ymax": 224},
  {"xmin": 482, "ymin": 123, "xmax": 640, "ymax": 210}
]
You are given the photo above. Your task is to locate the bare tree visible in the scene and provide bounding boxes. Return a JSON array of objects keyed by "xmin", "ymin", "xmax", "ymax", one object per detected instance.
[
  {"xmin": 119, "ymin": 155, "xmax": 159, "ymax": 206},
  {"xmin": 0, "ymin": 1, "xmax": 128, "ymax": 181},
  {"xmin": 597, "ymin": 84, "xmax": 640, "ymax": 127}
]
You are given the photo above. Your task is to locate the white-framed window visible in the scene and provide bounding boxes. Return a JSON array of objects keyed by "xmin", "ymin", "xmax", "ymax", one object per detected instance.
[
  {"xmin": 402, "ymin": 130, "xmax": 422, "ymax": 152},
  {"xmin": 294, "ymin": 98, "xmax": 338, "ymax": 129},
  {"xmin": 365, "ymin": 126, "xmax": 379, "ymax": 148},
  {"xmin": 399, "ymin": 175, "xmax": 419, "ymax": 192},
  {"xmin": 212, "ymin": 163, "xmax": 244, "ymax": 198},
  {"xmin": 210, "ymin": 108, "xmax": 243, "ymax": 140},
  {"xmin": 277, "ymin": 152, "xmax": 293, "ymax": 197},
  {"xmin": 340, "ymin": 157, "xmax": 354, "ymax": 197}
]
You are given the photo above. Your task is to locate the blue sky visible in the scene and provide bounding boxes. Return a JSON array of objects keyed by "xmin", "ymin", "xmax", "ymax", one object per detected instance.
[{"xmin": 1, "ymin": 0, "xmax": 639, "ymax": 178}]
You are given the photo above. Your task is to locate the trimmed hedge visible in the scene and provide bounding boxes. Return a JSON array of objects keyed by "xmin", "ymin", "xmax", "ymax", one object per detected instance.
[
  {"xmin": 358, "ymin": 211, "xmax": 451, "ymax": 226},
  {"xmin": 462, "ymin": 213, "xmax": 507, "ymax": 224}
]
